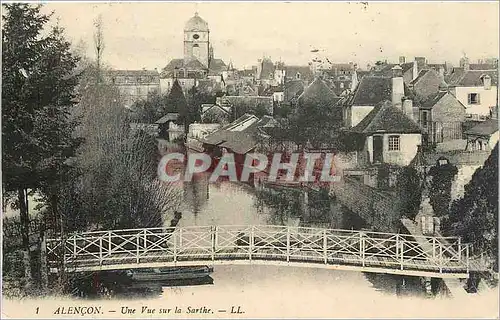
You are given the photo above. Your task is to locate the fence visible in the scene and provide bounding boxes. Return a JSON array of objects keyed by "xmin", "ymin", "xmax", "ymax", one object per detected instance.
[
  {"xmin": 46, "ymin": 225, "xmax": 475, "ymax": 277},
  {"xmin": 420, "ymin": 121, "xmax": 464, "ymax": 145}
]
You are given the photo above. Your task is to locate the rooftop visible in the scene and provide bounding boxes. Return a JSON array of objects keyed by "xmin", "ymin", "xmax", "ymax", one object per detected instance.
[
  {"xmin": 184, "ymin": 12, "xmax": 209, "ymax": 32},
  {"xmin": 465, "ymin": 118, "xmax": 499, "ymax": 136},
  {"xmin": 351, "ymin": 101, "xmax": 421, "ymax": 134}
]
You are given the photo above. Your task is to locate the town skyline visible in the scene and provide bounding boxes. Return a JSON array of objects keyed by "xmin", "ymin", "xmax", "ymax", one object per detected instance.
[{"xmin": 44, "ymin": 1, "xmax": 499, "ymax": 71}]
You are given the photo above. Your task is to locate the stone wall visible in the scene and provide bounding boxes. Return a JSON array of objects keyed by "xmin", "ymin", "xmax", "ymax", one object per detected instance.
[{"xmin": 330, "ymin": 177, "xmax": 402, "ymax": 232}]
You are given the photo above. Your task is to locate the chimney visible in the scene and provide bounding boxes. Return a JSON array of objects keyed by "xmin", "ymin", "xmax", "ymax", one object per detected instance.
[
  {"xmin": 399, "ymin": 56, "xmax": 406, "ymax": 64},
  {"xmin": 438, "ymin": 66, "xmax": 445, "ymax": 78},
  {"xmin": 412, "ymin": 60, "xmax": 418, "ymax": 81},
  {"xmin": 415, "ymin": 57, "xmax": 427, "ymax": 70},
  {"xmin": 403, "ymin": 99, "xmax": 414, "ymax": 121},
  {"xmin": 463, "ymin": 57, "xmax": 470, "ymax": 72},
  {"xmin": 391, "ymin": 65, "xmax": 404, "ymax": 108},
  {"xmin": 483, "ymin": 75, "xmax": 492, "ymax": 90}
]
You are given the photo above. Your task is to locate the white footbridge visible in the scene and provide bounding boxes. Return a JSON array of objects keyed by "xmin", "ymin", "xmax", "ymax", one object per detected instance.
[{"xmin": 46, "ymin": 225, "xmax": 479, "ymax": 278}]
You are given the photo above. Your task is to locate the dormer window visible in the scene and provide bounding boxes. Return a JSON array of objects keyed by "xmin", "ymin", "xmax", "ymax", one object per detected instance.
[{"xmin": 296, "ymin": 72, "xmax": 301, "ymax": 80}]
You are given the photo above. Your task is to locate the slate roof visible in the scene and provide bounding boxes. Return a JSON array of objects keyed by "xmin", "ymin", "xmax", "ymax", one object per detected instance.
[
  {"xmin": 409, "ymin": 69, "xmax": 429, "ymax": 85},
  {"xmin": 370, "ymin": 63, "xmax": 414, "ymax": 77},
  {"xmin": 284, "ymin": 80, "xmax": 305, "ymax": 102},
  {"xmin": 419, "ymin": 91, "xmax": 451, "ymax": 110},
  {"xmin": 455, "ymin": 70, "xmax": 498, "ymax": 87},
  {"xmin": 297, "ymin": 77, "xmax": 339, "ymax": 106},
  {"xmin": 351, "ymin": 101, "xmax": 421, "ymax": 134},
  {"xmin": 469, "ymin": 63, "xmax": 497, "ymax": 71},
  {"xmin": 348, "ymin": 76, "xmax": 411, "ymax": 106},
  {"xmin": 208, "ymin": 59, "xmax": 227, "ymax": 76},
  {"xmin": 201, "ymin": 114, "xmax": 278, "ymax": 154},
  {"xmin": 464, "ymin": 118, "xmax": 499, "ymax": 136},
  {"xmin": 161, "ymin": 58, "xmax": 207, "ymax": 77},
  {"xmin": 285, "ymin": 65, "xmax": 313, "ymax": 81}
]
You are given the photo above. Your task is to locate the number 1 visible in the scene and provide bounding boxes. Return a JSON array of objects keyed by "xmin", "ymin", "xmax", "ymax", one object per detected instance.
[{"xmin": 36, "ymin": 307, "xmax": 39, "ymax": 314}]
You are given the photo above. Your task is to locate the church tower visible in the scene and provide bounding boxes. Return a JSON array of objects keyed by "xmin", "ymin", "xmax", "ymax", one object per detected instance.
[{"xmin": 184, "ymin": 13, "xmax": 210, "ymax": 68}]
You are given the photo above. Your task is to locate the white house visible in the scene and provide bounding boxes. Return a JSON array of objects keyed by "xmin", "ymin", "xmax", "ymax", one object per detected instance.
[
  {"xmin": 350, "ymin": 100, "xmax": 422, "ymax": 166},
  {"xmin": 447, "ymin": 69, "xmax": 498, "ymax": 119}
]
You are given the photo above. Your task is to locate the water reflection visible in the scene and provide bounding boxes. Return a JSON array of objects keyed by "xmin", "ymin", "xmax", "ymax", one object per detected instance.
[{"xmin": 69, "ymin": 271, "xmax": 214, "ymax": 300}]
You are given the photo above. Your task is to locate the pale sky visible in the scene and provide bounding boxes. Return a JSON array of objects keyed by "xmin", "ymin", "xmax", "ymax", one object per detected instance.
[{"xmin": 42, "ymin": 1, "xmax": 499, "ymax": 71}]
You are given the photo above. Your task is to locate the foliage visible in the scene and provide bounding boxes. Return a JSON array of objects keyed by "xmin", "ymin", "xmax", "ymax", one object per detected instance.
[
  {"xmin": 445, "ymin": 144, "xmax": 498, "ymax": 269},
  {"xmin": 231, "ymin": 99, "xmax": 272, "ymax": 120},
  {"xmin": 130, "ymin": 90, "xmax": 168, "ymax": 123},
  {"xmin": 286, "ymin": 93, "xmax": 343, "ymax": 149},
  {"xmin": 63, "ymin": 64, "xmax": 182, "ymax": 232},
  {"xmin": 395, "ymin": 166, "xmax": 423, "ymax": 220},
  {"xmin": 2, "ymin": 3, "xmax": 82, "ymax": 289},
  {"xmin": 428, "ymin": 161, "xmax": 458, "ymax": 217},
  {"xmin": 2, "ymin": 3, "xmax": 81, "ymax": 193},
  {"xmin": 167, "ymin": 80, "xmax": 188, "ymax": 127}
]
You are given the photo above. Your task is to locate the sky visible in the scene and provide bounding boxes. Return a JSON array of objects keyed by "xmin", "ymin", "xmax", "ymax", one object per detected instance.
[{"xmin": 42, "ymin": 1, "xmax": 499, "ymax": 71}]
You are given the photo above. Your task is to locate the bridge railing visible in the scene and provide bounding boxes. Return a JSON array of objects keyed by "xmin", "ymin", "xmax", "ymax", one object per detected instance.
[{"xmin": 46, "ymin": 225, "xmax": 471, "ymax": 274}]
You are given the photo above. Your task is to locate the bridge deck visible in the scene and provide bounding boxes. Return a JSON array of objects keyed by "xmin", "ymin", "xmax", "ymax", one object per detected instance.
[{"xmin": 46, "ymin": 225, "xmax": 474, "ymax": 278}]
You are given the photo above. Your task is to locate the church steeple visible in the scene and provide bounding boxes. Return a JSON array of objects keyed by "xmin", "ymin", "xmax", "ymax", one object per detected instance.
[{"xmin": 184, "ymin": 13, "xmax": 210, "ymax": 67}]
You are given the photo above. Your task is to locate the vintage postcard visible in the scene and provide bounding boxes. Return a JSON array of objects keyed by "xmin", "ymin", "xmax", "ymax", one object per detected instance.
[{"xmin": 1, "ymin": 1, "xmax": 499, "ymax": 319}]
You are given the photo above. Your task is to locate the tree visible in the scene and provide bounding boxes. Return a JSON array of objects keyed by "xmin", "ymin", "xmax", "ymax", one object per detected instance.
[
  {"xmin": 131, "ymin": 90, "xmax": 168, "ymax": 123},
  {"xmin": 286, "ymin": 84, "xmax": 343, "ymax": 149},
  {"xmin": 167, "ymin": 80, "xmax": 189, "ymax": 130},
  {"xmin": 446, "ymin": 144, "xmax": 498, "ymax": 270},
  {"xmin": 428, "ymin": 160, "xmax": 458, "ymax": 217},
  {"xmin": 395, "ymin": 166, "xmax": 423, "ymax": 220},
  {"xmin": 2, "ymin": 4, "xmax": 81, "ymax": 287}
]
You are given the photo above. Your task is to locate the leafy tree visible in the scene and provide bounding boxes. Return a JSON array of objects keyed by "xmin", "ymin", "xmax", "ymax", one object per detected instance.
[
  {"xmin": 446, "ymin": 144, "xmax": 498, "ymax": 270},
  {"xmin": 130, "ymin": 90, "xmax": 168, "ymax": 123},
  {"xmin": 2, "ymin": 4, "xmax": 81, "ymax": 287},
  {"xmin": 286, "ymin": 88, "xmax": 343, "ymax": 149},
  {"xmin": 396, "ymin": 166, "xmax": 423, "ymax": 220},
  {"xmin": 428, "ymin": 160, "xmax": 458, "ymax": 217}
]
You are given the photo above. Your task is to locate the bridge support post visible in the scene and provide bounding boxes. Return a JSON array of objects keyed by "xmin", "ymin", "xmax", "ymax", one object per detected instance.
[
  {"xmin": 99, "ymin": 237, "xmax": 103, "ymax": 266},
  {"xmin": 211, "ymin": 226, "xmax": 216, "ymax": 261},
  {"xmin": 323, "ymin": 229, "xmax": 327, "ymax": 264},
  {"xmin": 136, "ymin": 233, "xmax": 140, "ymax": 264},
  {"xmin": 40, "ymin": 233, "xmax": 48, "ymax": 291},
  {"xmin": 423, "ymin": 277, "xmax": 432, "ymax": 297},
  {"xmin": 466, "ymin": 244, "xmax": 470, "ymax": 274},
  {"xmin": 400, "ymin": 241, "xmax": 404, "ymax": 270},
  {"xmin": 360, "ymin": 232, "xmax": 365, "ymax": 267},
  {"xmin": 458, "ymin": 238, "xmax": 462, "ymax": 260},
  {"xmin": 286, "ymin": 227, "xmax": 290, "ymax": 263},
  {"xmin": 439, "ymin": 244, "xmax": 443, "ymax": 273},
  {"xmin": 173, "ymin": 229, "xmax": 177, "ymax": 263},
  {"xmin": 249, "ymin": 226, "xmax": 254, "ymax": 261},
  {"xmin": 395, "ymin": 235, "xmax": 399, "ymax": 257},
  {"xmin": 432, "ymin": 238, "xmax": 436, "ymax": 260}
]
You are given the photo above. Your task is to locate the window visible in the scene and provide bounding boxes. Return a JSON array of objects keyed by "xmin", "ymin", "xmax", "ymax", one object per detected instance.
[
  {"xmin": 296, "ymin": 72, "xmax": 301, "ymax": 80},
  {"xmin": 388, "ymin": 135, "xmax": 400, "ymax": 151},
  {"xmin": 468, "ymin": 93, "xmax": 480, "ymax": 105},
  {"xmin": 421, "ymin": 110, "xmax": 429, "ymax": 127},
  {"xmin": 340, "ymin": 82, "xmax": 344, "ymax": 89}
]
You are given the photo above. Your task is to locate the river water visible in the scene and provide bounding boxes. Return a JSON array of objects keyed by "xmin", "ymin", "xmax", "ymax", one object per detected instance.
[{"xmin": 60, "ymin": 143, "xmax": 499, "ymax": 317}]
